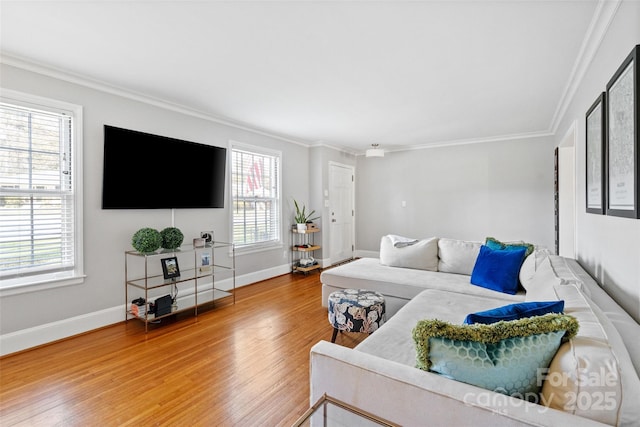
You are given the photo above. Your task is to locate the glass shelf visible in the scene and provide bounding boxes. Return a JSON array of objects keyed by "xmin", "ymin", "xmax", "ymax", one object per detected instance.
[
  {"xmin": 125, "ymin": 241, "xmax": 235, "ymax": 332},
  {"xmin": 127, "ymin": 289, "xmax": 234, "ymax": 322}
]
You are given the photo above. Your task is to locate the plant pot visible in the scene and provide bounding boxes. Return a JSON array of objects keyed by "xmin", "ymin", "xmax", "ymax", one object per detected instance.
[{"xmin": 296, "ymin": 223, "xmax": 307, "ymax": 232}]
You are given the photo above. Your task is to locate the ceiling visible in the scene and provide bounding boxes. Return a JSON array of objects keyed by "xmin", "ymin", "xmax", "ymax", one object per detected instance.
[{"xmin": 0, "ymin": 1, "xmax": 604, "ymax": 154}]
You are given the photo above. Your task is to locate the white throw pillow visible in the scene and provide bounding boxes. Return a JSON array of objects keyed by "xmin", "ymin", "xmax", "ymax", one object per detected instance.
[
  {"xmin": 379, "ymin": 236, "xmax": 439, "ymax": 271},
  {"xmin": 519, "ymin": 248, "xmax": 551, "ymax": 290},
  {"xmin": 437, "ymin": 238, "xmax": 481, "ymax": 276}
]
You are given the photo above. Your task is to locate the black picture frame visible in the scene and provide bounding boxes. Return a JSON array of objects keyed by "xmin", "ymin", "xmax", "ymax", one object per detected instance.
[
  {"xmin": 606, "ymin": 45, "xmax": 639, "ymax": 218},
  {"xmin": 161, "ymin": 256, "xmax": 180, "ymax": 280},
  {"xmin": 586, "ymin": 92, "xmax": 606, "ymax": 214}
]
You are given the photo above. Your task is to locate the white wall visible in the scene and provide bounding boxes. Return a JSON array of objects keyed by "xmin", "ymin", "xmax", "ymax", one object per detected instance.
[
  {"xmin": 355, "ymin": 136, "xmax": 556, "ymax": 252},
  {"xmin": 558, "ymin": 144, "xmax": 576, "ymax": 258},
  {"xmin": 554, "ymin": 0, "xmax": 640, "ymax": 322},
  {"xmin": 0, "ymin": 63, "xmax": 311, "ymax": 346}
]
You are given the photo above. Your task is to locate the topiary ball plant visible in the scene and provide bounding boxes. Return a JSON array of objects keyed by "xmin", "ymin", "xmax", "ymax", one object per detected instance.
[
  {"xmin": 160, "ymin": 227, "xmax": 184, "ymax": 249},
  {"xmin": 131, "ymin": 228, "xmax": 162, "ymax": 253}
]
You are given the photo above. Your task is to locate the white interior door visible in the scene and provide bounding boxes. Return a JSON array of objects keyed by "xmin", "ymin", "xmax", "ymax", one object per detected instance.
[{"xmin": 329, "ymin": 163, "xmax": 354, "ymax": 265}]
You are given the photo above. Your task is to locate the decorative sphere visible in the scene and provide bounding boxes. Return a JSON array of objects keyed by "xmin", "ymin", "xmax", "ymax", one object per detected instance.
[
  {"xmin": 131, "ymin": 228, "xmax": 162, "ymax": 253},
  {"xmin": 160, "ymin": 227, "xmax": 184, "ymax": 249}
]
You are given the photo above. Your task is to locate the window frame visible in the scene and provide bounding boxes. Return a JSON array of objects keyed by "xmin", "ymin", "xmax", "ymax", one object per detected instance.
[
  {"xmin": 0, "ymin": 89, "xmax": 84, "ymax": 296},
  {"xmin": 229, "ymin": 140, "xmax": 283, "ymax": 254}
]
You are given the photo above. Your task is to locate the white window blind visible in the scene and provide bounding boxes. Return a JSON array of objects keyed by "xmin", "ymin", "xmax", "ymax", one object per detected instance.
[
  {"xmin": 0, "ymin": 101, "xmax": 76, "ymax": 282},
  {"xmin": 231, "ymin": 144, "xmax": 281, "ymax": 248}
]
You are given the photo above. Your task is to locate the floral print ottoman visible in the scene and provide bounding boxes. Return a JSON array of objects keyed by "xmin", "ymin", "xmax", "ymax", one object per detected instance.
[{"xmin": 328, "ymin": 289, "xmax": 386, "ymax": 343}]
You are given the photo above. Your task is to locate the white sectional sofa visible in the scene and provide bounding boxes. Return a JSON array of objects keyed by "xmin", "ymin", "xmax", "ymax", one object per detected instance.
[{"xmin": 312, "ymin": 237, "xmax": 640, "ymax": 426}]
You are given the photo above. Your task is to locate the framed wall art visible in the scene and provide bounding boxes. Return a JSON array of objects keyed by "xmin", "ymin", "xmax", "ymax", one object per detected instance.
[
  {"xmin": 586, "ymin": 92, "xmax": 606, "ymax": 214},
  {"xmin": 606, "ymin": 45, "xmax": 639, "ymax": 218}
]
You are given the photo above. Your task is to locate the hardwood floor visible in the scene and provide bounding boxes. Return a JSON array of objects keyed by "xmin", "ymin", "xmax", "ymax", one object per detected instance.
[{"xmin": 0, "ymin": 272, "xmax": 366, "ymax": 426}]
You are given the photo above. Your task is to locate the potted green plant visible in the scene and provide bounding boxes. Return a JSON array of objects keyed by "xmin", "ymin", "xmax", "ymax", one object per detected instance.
[
  {"xmin": 131, "ymin": 228, "xmax": 162, "ymax": 253},
  {"xmin": 294, "ymin": 199, "xmax": 319, "ymax": 232},
  {"xmin": 160, "ymin": 227, "xmax": 184, "ymax": 249}
]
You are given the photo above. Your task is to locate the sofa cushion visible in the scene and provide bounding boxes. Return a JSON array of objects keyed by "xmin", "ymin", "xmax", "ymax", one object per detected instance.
[
  {"xmin": 380, "ymin": 236, "xmax": 438, "ymax": 271},
  {"xmin": 437, "ymin": 238, "xmax": 482, "ymax": 275},
  {"xmin": 485, "ymin": 236, "xmax": 535, "ymax": 257},
  {"xmin": 413, "ymin": 314, "xmax": 578, "ymax": 397},
  {"xmin": 463, "ymin": 300, "xmax": 565, "ymax": 325},
  {"xmin": 470, "ymin": 245, "xmax": 527, "ymax": 295},
  {"xmin": 321, "ymin": 258, "xmax": 524, "ymax": 306}
]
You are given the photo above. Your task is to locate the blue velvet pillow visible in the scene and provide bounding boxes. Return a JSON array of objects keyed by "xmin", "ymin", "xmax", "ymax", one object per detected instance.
[
  {"xmin": 463, "ymin": 300, "xmax": 565, "ymax": 325},
  {"xmin": 470, "ymin": 245, "xmax": 527, "ymax": 294}
]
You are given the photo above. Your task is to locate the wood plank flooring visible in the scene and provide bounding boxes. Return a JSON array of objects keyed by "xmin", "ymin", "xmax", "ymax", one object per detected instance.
[{"xmin": 0, "ymin": 272, "xmax": 366, "ymax": 426}]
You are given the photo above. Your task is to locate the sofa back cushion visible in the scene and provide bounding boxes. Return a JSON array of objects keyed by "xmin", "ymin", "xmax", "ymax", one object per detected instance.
[
  {"xmin": 437, "ymin": 238, "xmax": 481, "ymax": 275},
  {"xmin": 546, "ymin": 255, "xmax": 591, "ymax": 298},
  {"xmin": 380, "ymin": 236, "xmax": 439, "ymax": 271},
  {"xmin": 525, "ymin": 255, "xmax": 640, "ymax": 424},
  {"xmin": 540, "ymin": 282, "xmax": 640, "ymax": 425},
  {"xmin": 523, "ymin": 257, "xmax": 562, "ymax": 301}
]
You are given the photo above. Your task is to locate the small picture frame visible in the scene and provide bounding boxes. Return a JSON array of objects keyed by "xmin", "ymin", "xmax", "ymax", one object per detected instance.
[
  {"xmin": 161, "ymin": 256, "xmax": 180, "ymax": 280},
  {"xmin": 200, "ymin": 252, "xmax": 212, "ymax": 272}
]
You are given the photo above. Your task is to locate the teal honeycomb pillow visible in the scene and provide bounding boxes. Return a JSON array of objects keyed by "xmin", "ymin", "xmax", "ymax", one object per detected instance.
[
  {"xmin": 485, "ymin": 236, "xmax": 534, "ymax": 257},
  {"xmin": 412, "ymin": 314, "xmax": 578, "ymax": 398}
]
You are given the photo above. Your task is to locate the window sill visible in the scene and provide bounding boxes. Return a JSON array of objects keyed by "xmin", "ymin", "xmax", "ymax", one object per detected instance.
[
  {"xmin": 234, "ymin": 242, "xmax": 283, "ymax": 256},
  {"xmin": 0, "ymin": 272, "xmax": 86, "ymax": 297}
]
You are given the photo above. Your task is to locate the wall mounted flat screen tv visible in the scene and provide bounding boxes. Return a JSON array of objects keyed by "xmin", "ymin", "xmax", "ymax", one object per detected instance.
[{"xmin": 102, "ymin": 125, "xmax": 226, "ymax": 209}]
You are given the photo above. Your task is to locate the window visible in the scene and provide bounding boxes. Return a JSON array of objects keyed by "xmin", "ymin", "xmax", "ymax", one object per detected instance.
[
  {"xmin": 231, "ymin": 142, "xmax": 281, "ymax": 250},
  {"xmin": 0, "ymin": 90, "xmax": 83, "ymax": 293}
]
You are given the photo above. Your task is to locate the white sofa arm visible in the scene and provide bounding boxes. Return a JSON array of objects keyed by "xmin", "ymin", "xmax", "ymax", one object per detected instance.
[{"xmin": 310, "ymin": 341, "xmax": 608, "ymax": 427}]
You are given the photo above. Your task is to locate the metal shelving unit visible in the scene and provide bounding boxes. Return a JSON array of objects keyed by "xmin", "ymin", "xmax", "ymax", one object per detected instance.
[{"xmin": 125, "ymin": 241, "xmax": 235, "ymax": 332}]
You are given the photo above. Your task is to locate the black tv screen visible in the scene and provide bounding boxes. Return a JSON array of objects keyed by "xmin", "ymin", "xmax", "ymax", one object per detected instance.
[{"xmin": 102, "ymin": 125, "xmax": 226, "ymax": 209}]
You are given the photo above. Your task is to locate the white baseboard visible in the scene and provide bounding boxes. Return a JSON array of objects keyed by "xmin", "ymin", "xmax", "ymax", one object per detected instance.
[
  {"xmin": 0, "ymin": 264, "xmax": 291, "ymax": 356},
  {"xmin": 0, "ymin": 305, "xmax": 123, "ymax": 357}
]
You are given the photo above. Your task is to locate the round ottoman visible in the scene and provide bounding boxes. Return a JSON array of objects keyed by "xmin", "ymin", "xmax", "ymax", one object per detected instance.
[{"xmin": 328, "ymin": 289, "xmax": 386, "ymax": 343}]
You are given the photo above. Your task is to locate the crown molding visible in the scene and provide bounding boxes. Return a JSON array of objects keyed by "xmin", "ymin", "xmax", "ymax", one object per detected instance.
[
  {"xmin": 310, "ymin": 141, "xmax": 358, "ymax": 156},
  {"xmin": 0, "ymin": 53, "xmax": 312, "ymax": 148},
  {"xmin": 353, "ymin": 130, "xmax": 554, "ymax": 156},
  {"xmin": 548, "ymin": 0, "xmax": 622, "ymax": 134}
]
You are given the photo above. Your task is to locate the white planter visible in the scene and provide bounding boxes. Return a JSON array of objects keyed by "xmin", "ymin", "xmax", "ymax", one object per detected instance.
[{"xmin": 296, "ymin": 223, "xmax": 307, "ymax": 232}]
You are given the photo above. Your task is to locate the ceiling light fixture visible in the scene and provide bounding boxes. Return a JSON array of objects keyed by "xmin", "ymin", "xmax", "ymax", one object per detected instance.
[{"xmin": 365, "ymin": 144, "xmax": 384, "ymax": 158}]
